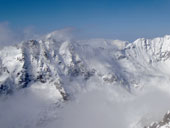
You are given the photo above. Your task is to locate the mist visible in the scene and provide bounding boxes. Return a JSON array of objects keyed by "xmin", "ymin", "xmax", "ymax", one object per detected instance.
[
  {"xmin": 0, "ymin": 22, "xmax": 40, "ymax": 48},
  {"xmin": 49, "ymin": 85, "xmax": 170, "ymax": 128},
  {"xmin": 0, "ymin": 81, "xmax": 170, "ymax": 128}
]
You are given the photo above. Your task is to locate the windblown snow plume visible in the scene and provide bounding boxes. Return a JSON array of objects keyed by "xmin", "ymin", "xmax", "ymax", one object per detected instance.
[{"xmin": 0, "ymin": 30, "xmax": 170, "ymax": 128}]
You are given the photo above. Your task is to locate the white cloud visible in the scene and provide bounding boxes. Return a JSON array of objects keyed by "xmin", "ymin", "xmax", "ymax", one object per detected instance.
[
  {"xmin": 0, "ymin": 83, "xmax": 168, "ymax": 128},
  {"xmin": 0, "ymin": 22, "xmax": 39, "ymax": 48},
  {"xmin": 50, "ymin": 85, "xmax": 170, "ymax": 128}
]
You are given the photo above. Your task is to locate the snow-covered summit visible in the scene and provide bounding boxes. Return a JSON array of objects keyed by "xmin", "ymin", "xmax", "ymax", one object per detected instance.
[{"xmin": 0, "ymin": 32, "xmax": 170, "ymax": 101}]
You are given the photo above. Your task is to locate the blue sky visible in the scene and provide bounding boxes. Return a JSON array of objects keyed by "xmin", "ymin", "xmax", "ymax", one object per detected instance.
[{"xmin": 0, "ymin": 0, "xmax": 170, "ymax": 41}]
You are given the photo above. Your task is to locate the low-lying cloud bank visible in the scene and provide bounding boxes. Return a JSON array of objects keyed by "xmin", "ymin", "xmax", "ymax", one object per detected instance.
[
  {"xmin": 51, "ymin": 85, "xmax": 170, "ymax": 128},
  {"xmin": 0, "ymin": 83, "xmax": 170, "ymax": 128}
]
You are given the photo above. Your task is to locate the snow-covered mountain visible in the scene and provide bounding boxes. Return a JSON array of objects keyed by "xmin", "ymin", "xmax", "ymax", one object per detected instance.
[{"xmin": 1, "ymin": 31, "xmax": 170, "ymax": 128}]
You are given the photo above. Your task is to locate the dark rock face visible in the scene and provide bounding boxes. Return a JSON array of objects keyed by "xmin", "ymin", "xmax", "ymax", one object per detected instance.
[
  {"xmin": 0, "ymin": 78, "xmax": 14, "ymax": 95},
  {"xmin": 0, "ymin": 84, "xmax": 11, "ymax": 94}
]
